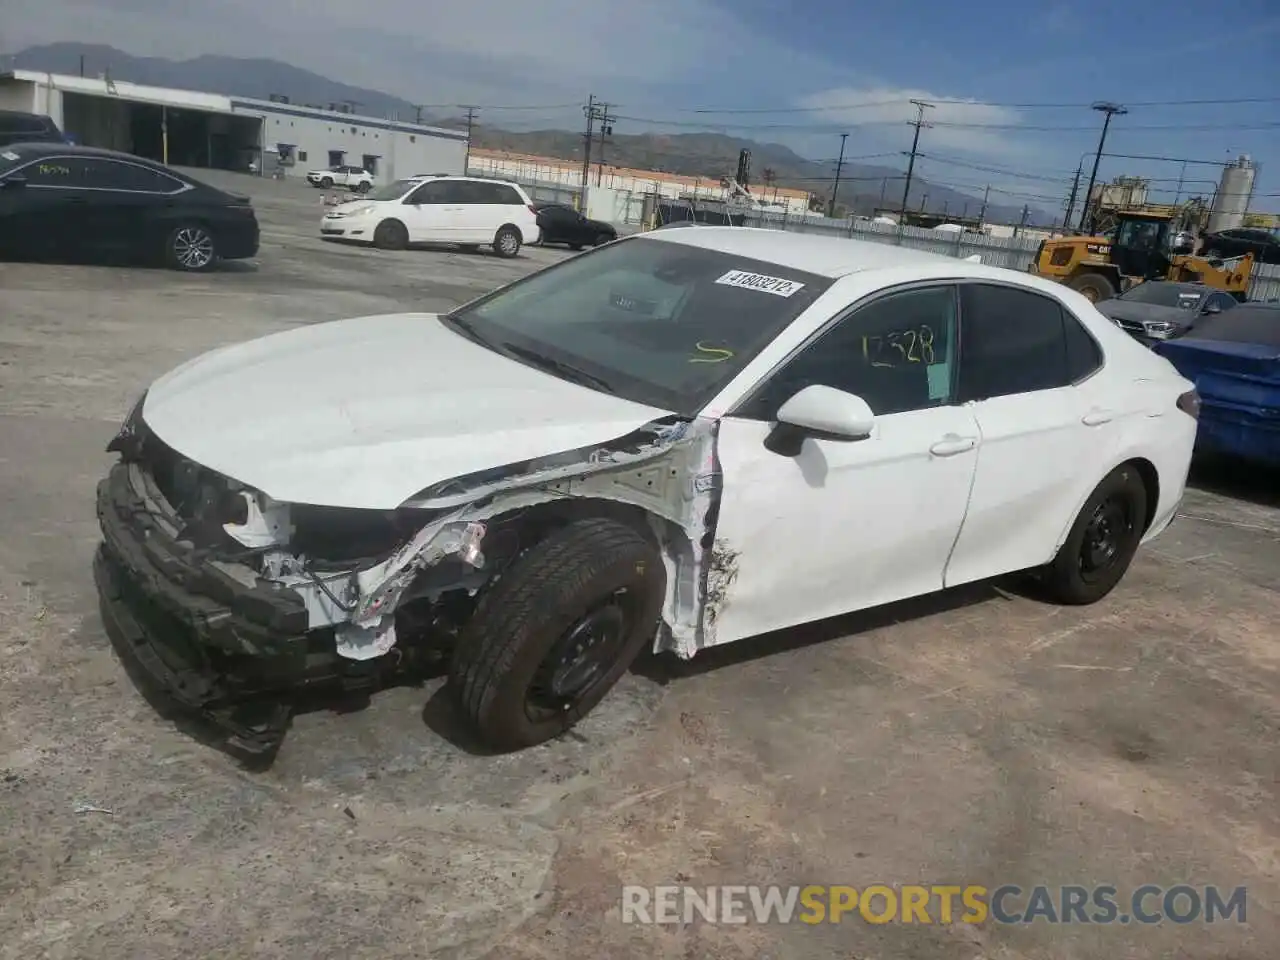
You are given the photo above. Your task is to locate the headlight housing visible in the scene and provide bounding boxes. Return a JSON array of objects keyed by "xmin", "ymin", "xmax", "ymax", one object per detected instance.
[
  {"xmin": 328, "ymin": 205, "xmax": 375, "ymax": 219},
  {"xmin": 1142, "ymin": 320, "xmax": 1177, "ymax": 339},
  {"xmin": 106, "ymin": 390, "xmax": 147, "ymax": 454}
]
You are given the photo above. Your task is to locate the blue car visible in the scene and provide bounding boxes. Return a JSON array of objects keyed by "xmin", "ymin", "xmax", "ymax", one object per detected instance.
[{"xmin": 1154, "ymin": 302, "xmax": 1280, "ymax": 466}]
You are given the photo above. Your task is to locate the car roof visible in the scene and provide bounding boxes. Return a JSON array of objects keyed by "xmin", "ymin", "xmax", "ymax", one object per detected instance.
[
  {"xmin": 637, "ymin": 225, "xmax": 993, "ymax": 279},
  {"xmin": 1124, "ymin": 280, "xmax": 1207, "ymax": 294},
  {"xmin": 0, "ymin": 141, "xmax": 161, "ymax": 164}
]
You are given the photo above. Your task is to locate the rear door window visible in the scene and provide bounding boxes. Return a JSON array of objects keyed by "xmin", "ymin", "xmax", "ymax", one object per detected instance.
[
  {"xmin": 958, "ymin": 283, "xmax": 1072, "ymax": 400},
  {"xmin": 86, "ymin": 159, "xmax": 185, "ymax": 193}
]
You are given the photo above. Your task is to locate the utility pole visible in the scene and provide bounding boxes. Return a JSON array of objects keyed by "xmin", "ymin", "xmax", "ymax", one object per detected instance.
[
  {"xmin": 580, "ymin": 94, "xmax": 597, "ymax": 211},
  {"xmin": 461, "ymin": 105, "xmax": 479, "ymax": 173},
  {"xmin": 1061, "ymin": 162, "xmax": 1082, "ymax": 232},
  {"xmin": 1014, "ymin": 204, "xmax": 1029, "ymax": 237},
  {"xmin": 828, "ymin": 132, "xmax": 848, "ymax": 218},
  {"xmin": 594, "ymin": 102, "xmax": 615, "ymax": 186},
  {"xmin": 1080, "ymin": 101, "xmax": 1127, "ymax": 233},
  {"xmin": 978, "ymin": 184, "xmax": 991, "ymax": 226},
  {"xmin": 899, "ymin": 99, "xmax": 934, "ymax": 221},
  {"xmin": 414, "ymin": 105, "xmax": 425, "ymax": 124}
]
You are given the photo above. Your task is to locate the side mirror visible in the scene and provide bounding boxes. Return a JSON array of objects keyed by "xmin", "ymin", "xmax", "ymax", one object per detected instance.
[
  {"xmin": 766, "ymin": 385, "xmax": 875, "ymax": 456},
  {"xmin": 0, "ymin": 174, "xmax": 27, "ymax": 189}
]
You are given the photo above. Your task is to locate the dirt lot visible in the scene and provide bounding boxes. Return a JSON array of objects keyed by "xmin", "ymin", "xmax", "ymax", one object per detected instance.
[{"xmin": 1, "ymin": 170, "xmax": 1277, "ymax": 960}]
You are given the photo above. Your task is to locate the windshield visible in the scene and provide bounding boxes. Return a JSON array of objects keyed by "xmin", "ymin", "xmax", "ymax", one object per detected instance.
[
  {"xmin": 1187, "ymin": 305, "xmax": 1280, "ymax": 346},
  {"xmin": 441, "ymin": 236, "xmax": 833, "ymax": 415},
  {"xmin": 1120, "ymin": 284, "xmax": 1205, "ymax": 310},
  {"xmin": 368, "ymin": 179, "xmax": 417, "ymax": 201}
]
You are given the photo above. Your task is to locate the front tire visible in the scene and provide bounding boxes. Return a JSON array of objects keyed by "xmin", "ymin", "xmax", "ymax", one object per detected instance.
[
  {"xmin": 594, "ymin": 232, "xmax": 613, "ymax": 247},
  {"xmin": 1042, "ymin": 465, "xmax": 1148, "ymax": 605},
  {"xmin": 450, "ymin": 518, "xmax": 666, "ymax": 750},
  {"xmin": 493, "ymin": 225, "xmax": 522, "ymax": 258},
  {"xmin": 372, "ymin": 219, "xmax": 408, "ymax": 250},
  {"xmin": 320, "ymin": 176, "xmax": 334, "ymax": 189},
  {"xmin": 1067, "ymin": 271, "xmax": 1117, "ymax": 303},
  {"xmin": 165, "ymin": 223, "xmax": 218, "ymax": 272}
]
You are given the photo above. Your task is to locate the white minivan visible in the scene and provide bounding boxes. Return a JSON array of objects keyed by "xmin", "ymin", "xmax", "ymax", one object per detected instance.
[{"xmin": 320, "ymin": 175, "xmax": 541, "ymax": 258}]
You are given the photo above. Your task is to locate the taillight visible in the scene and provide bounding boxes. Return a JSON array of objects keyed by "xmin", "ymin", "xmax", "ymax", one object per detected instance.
[{"xmin": 1176, "ymin": 388, "xmax": 1201, "ymax": 419}]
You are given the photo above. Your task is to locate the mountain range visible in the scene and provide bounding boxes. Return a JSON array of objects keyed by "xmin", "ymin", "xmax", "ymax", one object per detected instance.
[{"xmin": 4, "ymin": 43, "xmax": 1053, "ymax": 224}]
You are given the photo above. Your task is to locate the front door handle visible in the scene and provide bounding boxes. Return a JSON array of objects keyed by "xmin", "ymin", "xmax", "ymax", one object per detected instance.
[
  {"xmin": 1082, "ymin": 409, "xmax": 1114, "ymax": 426},
  {"xmin": 929, "ymin": 435, "xmax": 977, "ymax": 457}
]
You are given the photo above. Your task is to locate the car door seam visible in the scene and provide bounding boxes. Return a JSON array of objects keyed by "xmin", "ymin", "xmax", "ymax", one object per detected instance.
[{"xmin": 940, "ymin": 404, "xmax": 983, "ymax": 588}]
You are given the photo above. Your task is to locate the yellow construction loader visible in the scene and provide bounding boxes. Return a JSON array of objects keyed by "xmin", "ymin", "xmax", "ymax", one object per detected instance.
[{"xmin": 1029, "ymin": 210, "xmax": 1254, "ymax": 303}]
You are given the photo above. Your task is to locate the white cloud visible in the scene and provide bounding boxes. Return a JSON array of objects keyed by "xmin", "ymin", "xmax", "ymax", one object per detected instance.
[
  {"xmin": 794, "ymin": 87, "xmax": 1031, "ymax": 160},
  {"xmin": 2, "ymin": 0, "xmax": 840, "ymax": 111}
]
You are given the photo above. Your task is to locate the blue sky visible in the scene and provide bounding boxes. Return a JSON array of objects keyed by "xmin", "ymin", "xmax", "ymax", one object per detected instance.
[{"xmin": 10, "ymin": 0, "xmax": 1280, "ymax": 215}]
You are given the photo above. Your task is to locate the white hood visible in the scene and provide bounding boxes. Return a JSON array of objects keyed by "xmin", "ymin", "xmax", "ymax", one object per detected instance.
[{"xmin": 141, "ymin": 313, "xmax": 669, "ymax": 509}]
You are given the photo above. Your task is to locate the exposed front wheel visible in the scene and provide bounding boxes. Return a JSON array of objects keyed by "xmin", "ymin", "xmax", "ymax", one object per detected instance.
[
  {"xmin": 165, "ymin": 224, "xmax": 218, "ymax": 272},
  {"xmin": 372, "ymin": 219, "xmax": 408, "ymax": 250},
  {"xmin": 493, "ymin": 225, "xmax": 522, "ymax": 259},
  {"xmin": 450, "ymin": 518, "xmax": 666, "ymax": 750},
  {"xmin": 1067, "ymin": 271, "xmax": 1117, "ymax": 303},
  {"xmin": 320, "ymin": 176, "xmax": 334, "ymax": 188},
  {"xmin": 1041, "ymin": 465, "xmax": 1148, "ymax": 605}
]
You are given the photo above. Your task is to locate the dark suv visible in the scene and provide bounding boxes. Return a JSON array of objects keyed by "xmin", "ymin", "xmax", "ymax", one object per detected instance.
[
  {"xmin": 0, "ymin": 110, "xmax": 66, "ymax": 147},
  {"xmin": 1201, "ymin": 227, "xmax": 1280, "ymax": 265}
]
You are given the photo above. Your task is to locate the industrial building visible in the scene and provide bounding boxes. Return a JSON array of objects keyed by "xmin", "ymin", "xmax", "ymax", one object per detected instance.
[
  {"xmin": 468, "ymin": 147, "xmax": 814, "ymax": 216},
  {"xmin": 0, "ymin": 69, "xmax": 467, "ymax": 182}
]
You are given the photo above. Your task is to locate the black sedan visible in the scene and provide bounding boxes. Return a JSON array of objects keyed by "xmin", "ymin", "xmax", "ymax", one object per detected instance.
[
  {"xmin": 533, "ymin": 202, "xmax": 616, "ymax": 250},
  {"xmin": 1095, "ymin": 281, "xmax": 1238, "ymax": 345},
  {"xmin": 1200, "ymin": 227, "xmax": 1280, "ymax": 266},
  {"xmin": 0, "ymin": 142, "xmax": 259, "ymax": 272}
]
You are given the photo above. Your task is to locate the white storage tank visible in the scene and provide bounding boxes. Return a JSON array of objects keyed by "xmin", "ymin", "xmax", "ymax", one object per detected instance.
[{"xmin": 1207, "ymin": 155, "xmax": 1256, "ymax": 233}]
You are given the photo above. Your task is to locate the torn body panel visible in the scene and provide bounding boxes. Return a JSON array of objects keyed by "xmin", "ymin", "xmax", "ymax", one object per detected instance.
[{"xmin": 206, "ymin": 416, "xmax": 725, "ymax": 662}]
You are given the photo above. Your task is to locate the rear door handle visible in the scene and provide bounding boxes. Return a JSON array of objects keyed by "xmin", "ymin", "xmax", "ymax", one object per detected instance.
[
  {"xmin": 929, "ymin": 435, "xmax": 977, "ymax": 457},
  {"xmin": 1082, "ymin": 409, "xmax": 1115, "ymax": 426}
]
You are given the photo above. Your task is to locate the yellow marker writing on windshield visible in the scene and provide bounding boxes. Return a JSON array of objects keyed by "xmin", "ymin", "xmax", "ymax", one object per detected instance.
[{"xmin": 690, "ymin": 342, "xmax": 735, "ymax": 363}]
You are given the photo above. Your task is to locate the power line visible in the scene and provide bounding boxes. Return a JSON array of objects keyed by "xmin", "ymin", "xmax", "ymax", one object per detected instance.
[{"xmin": 605, "ymin": 112, "xmax": 1280, "ymax": 133}]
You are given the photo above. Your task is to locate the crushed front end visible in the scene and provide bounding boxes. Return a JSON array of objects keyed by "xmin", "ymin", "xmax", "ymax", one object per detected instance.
[
  {"xmin": 93, "ymin": 398, "xmax": 488, "ymax": 759},
  {"xmin": 93, "ymin": 394, "xmax": 723, "ymax": 760}
]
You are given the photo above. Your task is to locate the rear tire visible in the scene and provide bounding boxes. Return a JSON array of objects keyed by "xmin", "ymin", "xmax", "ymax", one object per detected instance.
[
  {"xmin": 1067, "ymin": 271, "xmax": 1117, "ymax": 303},
  {"xmin": 355, "ymin": 181, "xmax": 371, "ymax": 194},
  {"xmin": 164, "ymin": 223, "xmax": 218, "ymax": 272},
  {"xmin": 1041, "ymin": 464, "xmax": 1148, "ymax": 605},
  {"xmin": 450, "ymin": 518, "xmax": 666, "ymax": 750},
  {"xmin": 493, "ymin": 225, "xmax": 522, "ymax": 259},
  {"xmin": 372, "ymin": 219, "xmax": 408, "ymax": 250}
]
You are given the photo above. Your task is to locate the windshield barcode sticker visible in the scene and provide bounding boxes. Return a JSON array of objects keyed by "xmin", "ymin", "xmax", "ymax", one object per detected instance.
[{"xmin": 715, "ymin": 270, "xmax": 805, "ymax": 297}]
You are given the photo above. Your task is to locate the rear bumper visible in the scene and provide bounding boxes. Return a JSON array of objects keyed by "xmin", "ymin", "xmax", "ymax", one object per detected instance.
[{"xmin": 219, "ymin": 221, "xmax": 260, "ymax": 259}]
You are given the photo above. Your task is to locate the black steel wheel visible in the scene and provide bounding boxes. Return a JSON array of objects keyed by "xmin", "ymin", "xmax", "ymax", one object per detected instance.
[
  {"xmin": 1042, "ymin": 464, "xmax": 1148, "ymax": 605},
  {"xmin": 450, "ymin": 518, "xmax": 666, "ymax": 750}
]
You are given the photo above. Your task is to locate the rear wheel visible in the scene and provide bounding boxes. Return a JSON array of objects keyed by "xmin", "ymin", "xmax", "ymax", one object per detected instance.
[
  {"xmin": 372, "ymin": 219, "xmax": 408, "ymax": 250},
  {"xmin": 1067, "ymin": 271, "xmax": 1117, "ymax": 303},
  {"xmin": 165, "ymin": 224, "xmax": 218, "ymax": 272},
  {"xmin": 355, "ymin": 181, "xmax": 371, "ymax": 194},
  {"xmin": 450, "ymin": 518, "xmax": 665, "ymax": 750},
  {"xmin": 1042, "ymin": 465, "xmax": 1148, "ymax": 605},
  {"xmin": 493, "ymin": 225, "xmax": 522, "ymax": 259}
]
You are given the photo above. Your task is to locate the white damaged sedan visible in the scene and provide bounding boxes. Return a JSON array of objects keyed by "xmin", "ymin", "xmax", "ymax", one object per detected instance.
[{"xmin": 95, "ymin": 227, "xmax": 1199, "ymax": 759}]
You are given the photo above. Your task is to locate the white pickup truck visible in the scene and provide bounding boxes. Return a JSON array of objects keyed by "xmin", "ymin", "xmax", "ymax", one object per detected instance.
[{"xmin": 306, "ymin": 165, "xmax": 374, "ymax": 192}]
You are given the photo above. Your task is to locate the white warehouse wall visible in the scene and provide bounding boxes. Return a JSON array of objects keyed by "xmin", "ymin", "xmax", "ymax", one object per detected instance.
[
  {"xmin": 0, "ymin": 78, "xmax": 39, "ymax": 113},
  {"xmin": 233, "ymin": 100, "xmax": 467, "ymax": 183}
]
